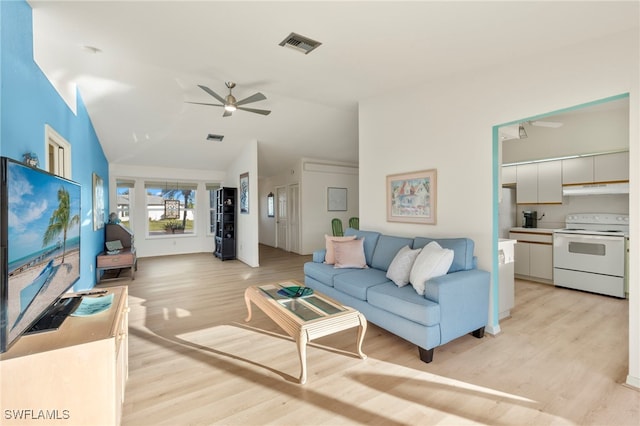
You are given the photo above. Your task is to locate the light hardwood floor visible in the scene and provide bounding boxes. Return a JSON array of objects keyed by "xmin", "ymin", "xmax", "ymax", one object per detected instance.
[{"xmin": 111, "ymin": 245, "xmax": 639, "ymax": 425}]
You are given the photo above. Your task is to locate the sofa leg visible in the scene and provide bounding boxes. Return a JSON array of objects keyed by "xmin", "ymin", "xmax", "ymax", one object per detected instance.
[
  {"xmin": 471, "ymin": 326, "xmax": 485, "ymax": 338},
  {"xmin": 418, "ymin": 347, "xmax": 434, "ymax": 363}
]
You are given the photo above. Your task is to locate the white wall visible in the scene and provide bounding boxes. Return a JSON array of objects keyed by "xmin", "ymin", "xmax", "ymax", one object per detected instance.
[
  {"xmin": 300, "ymin": 158, "xmax": 359, "ymax": 254},
  {"xmin": 108, "ymin": 164, "xmax": 225, "ymax": 258},
  {"xmin": 225, "ymin": 139, "xmax": 260, "ymax": 267},
  {"xmin": 359, "ymin": 29, "xmax": 639, "ymax": 387},
  {"xmin": 502, "ymin": 102, "xmax": 629, "ymax": 164},
  {"xmin": 259, "ymin": 157, "xmax": 359, "ymax": 255}
]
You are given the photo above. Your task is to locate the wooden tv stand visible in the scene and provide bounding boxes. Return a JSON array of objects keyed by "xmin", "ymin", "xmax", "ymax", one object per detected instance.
[
  {"xmin": 96, "ymin": 248, "xmax": 137, "ymax": 283},
  {"xmin": 0, "ymin": 286, "xmax": 128, "ymax": 425}
]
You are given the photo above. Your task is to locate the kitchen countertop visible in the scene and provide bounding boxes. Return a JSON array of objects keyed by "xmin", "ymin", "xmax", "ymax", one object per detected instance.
[{"xmin": 510, "ymin": 227, "xmax": 557, "ymax": 234}]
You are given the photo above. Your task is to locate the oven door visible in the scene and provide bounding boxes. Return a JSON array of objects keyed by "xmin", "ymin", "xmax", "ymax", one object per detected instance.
[{"xmin": 553, "ymin": 232, "xmax": 625, "ymax": 277}]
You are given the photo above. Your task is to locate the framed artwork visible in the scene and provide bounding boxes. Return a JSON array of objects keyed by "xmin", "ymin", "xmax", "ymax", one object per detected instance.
[
  {"xmin": 92, "ymin": 172, "xmax": 105, "ymax": 230},
  {"xmin": 164, "ymin": 199, "xmax": 180, "ymax": 219},
  {"xmin": 386, "ymin": 169, "xmax": 437, "ymax": 224},
  {"xmin": 240, "ymin": 172, "xmax": 249, "ymax": 214},
  {"xmin": 267, "ymin": 192, "xmax": 275, "ymax": 217},
  {"xmin": 327, "ymin": 187, "xmax": 347, "ymax": 211}
]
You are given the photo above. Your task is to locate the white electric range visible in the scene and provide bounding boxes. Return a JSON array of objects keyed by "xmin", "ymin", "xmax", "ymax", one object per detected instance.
[{"xmin": 553, "ymin": 213, "xmax": 629, "ymax": 298}]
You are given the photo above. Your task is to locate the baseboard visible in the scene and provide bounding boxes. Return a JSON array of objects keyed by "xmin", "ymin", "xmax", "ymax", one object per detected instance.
[
  {"xmin": 486, "ymin": 324, "xmax": 501, "ymax": 335},
  {"xmin": 626, "ymin": 374, "xmax": 640, "ymax": 390}
]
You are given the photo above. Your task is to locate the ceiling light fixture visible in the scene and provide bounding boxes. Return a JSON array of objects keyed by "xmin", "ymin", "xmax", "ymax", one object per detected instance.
[
  {"xmin": 224, "ymin": 83, "xmax": 237, "ymax": 111},
  {"xmin": 518, "ymin": 124, "xmax": 528, "ymax": 139}
]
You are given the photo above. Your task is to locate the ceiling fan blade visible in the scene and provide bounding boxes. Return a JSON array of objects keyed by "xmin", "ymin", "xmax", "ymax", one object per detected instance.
[
  {"xmin": 222, "ymin": 109, "xmax": 233, "ymax": 118},
  {"xmin": 236, "ymin": 92, "xmax": 267, "ymax": 106},
  {"xmin": 237, "ymin": 106, "xmax": 271, "ymax": 115},
  {"xmin": 198, "ymin": 85, "xmax": 226, "ymax": 104},
  {"xmin": 529, "ymin": 120, "xmax": 563, "ymax": 128},
  {"xmin": 185, "ymin": 101, "xmax": 224, "ymax": 108}
]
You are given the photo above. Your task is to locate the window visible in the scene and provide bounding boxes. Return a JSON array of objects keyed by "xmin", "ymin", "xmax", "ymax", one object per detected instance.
[
  {"xmin": 116, "ymin": 180, "xmax": 134, "ymax": 230},
  {"xmin": 145, "ymin": 182, "xmax": 197, "ymax": 236},
  {"xmin": 206, "ymin": 184, "xmax": 220, "ymax": 235},
  {"xmin": 44, "ymin": 124, "xmax": 72, "ymax": 178}
]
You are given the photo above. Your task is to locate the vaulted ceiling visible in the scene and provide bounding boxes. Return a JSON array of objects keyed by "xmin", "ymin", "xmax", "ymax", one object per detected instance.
[{"xmin": 28, "ymin": 1, "xmax": 639, "ymax": 177}]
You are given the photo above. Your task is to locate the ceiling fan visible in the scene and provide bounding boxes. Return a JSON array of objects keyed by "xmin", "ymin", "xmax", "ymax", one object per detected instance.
[
  {"xmin": 525, "ymin": 120, "xmax": 563, "ymax": 128},
  {"xmin": 187, "ymin": 82, "xmax": 271, "ymax": 117}
]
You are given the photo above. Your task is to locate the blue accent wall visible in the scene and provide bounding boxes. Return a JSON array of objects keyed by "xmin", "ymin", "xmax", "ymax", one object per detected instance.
[{"xmin": 1, "ymin": 0, "xmax": 109, "ymax": 290}]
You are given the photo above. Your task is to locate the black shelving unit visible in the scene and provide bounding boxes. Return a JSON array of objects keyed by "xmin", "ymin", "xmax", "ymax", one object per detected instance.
[{"xmin": 214, "ymin": 187, "xmax": 237, "ymax": 260}]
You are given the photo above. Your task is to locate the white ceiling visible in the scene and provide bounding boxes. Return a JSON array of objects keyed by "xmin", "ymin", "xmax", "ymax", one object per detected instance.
[{"xmin": 27, "ymin": 1, "xmax": 639, "ymax": 178}]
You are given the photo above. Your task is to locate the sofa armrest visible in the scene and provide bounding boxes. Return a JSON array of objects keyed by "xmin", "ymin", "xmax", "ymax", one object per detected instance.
[
  {"xmin": 424, "ymin": 269, "xmax": 490, "ymax": 344},
  {"xmin": 313, "ymin": 249, "xmax": 327, "ymax": 263}
]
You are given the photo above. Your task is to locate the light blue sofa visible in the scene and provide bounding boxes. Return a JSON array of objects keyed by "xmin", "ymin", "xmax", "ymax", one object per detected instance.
[{"xmin": 303, "ymin": 228, "xmax": 490, "ymax": 363}]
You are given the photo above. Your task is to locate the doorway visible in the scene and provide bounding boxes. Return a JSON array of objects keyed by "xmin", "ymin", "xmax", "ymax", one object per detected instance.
[
  {"xmin": 276, "ymin": 186, "xmax": 288, "ymax": 250},
  {"xmin": 275, "ymin": 184, "xmax": 301, "ymax": 253},
  {"xmin": 492, "ymin": 93, "xmax": 630, "ymax": 328}
]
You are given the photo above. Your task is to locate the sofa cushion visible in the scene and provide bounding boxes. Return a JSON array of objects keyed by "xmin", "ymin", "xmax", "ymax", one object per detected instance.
[
  {"xmin": 333, "ymin": 238, "xmax": 368, "ymax": 269},
  {"xmin": 303, "ymin": 262, "xmax": 353, "ymax": 287},
  {"xmin": 333, "ymin": 268, "xmax": 391, "ymax": 300},
  {"xmin": 344, "ymin": 228, "xmax": 381, "ymax": 265},
  {"xmin": 413, "ymin": 237, "xmax": 474, "ymax": 273},
  {"xmin": 370, "ymin": 235, "xmax": 415, "ymax": 271},
  {"xmin": 386, "ymin": 245, "xmax": 422, "ymax": 287},
  {"xmin": 368, "ymin": 283, "xmax": 441, "ymax": 327},
  {"xmin": 324, "ymin": 235, "xmax": 357, "ymax": 264},
  {"xmin": 409, "ymin": 242, "xmax": 454, "ymax": 295}
]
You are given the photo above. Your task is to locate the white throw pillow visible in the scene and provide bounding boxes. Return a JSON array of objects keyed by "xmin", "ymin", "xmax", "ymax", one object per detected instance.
[
  {"xmin": 409, "ymin": 241, "xmax": 454, "ymax": 295},
  {"xmin": 386, "ymin": 245, "xmax": 422, "ymax": 287}
]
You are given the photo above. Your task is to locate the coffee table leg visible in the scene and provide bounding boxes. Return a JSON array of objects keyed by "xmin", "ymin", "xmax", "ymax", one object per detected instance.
[
  {"xmin": 296, "ymin": 331, "xmax": 309, "ymax": 384},
  {"xmin": 244, "ymin": 289, "xmax": 253, "ymax": 322},
  {"xmin": 356, "ymin": 313, "xmax": 368, "ymax": 359}
]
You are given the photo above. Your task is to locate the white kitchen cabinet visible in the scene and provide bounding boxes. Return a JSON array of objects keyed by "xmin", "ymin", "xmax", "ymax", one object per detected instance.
[
  {"xmin": 562, "ymin": 152, "xmax": 629, "ymax": 185},
  {"xmin": 502, "ymin": 165, "xmax": 517, "ymax": 185},
  {"xmin": 594, "ymin": 151, "xmax": 629, "ymax": 182},
  {"xmin": 516, "ymin": 163, "xmax": 538, "ymax": 204},
  {"xmin": 562, "ymin": 156, "xmax": 593, "ymax": 185},
  {"xmin": 537, "ymin": 160, "xmax": 563, "ymax": 203},
  {"xmin": 509, "ymin": 230, "xmax": 554, "ymax": 284},
  {"xmin": 529, "ymin": 244, "xmax": 553, "ymax": 281},
  {"xmin": 516, "ymin": 161, "xmax": 562, "ymax": 204},
  {"xmin": 513, "ymin": 241, "xmax": 530, "ymax": 276},
  {"xmin": 498, "ymin": 239, "xmax": 517, "ymax": 320}
]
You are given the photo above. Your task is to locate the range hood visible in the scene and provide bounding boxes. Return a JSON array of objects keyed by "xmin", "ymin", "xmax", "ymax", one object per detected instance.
[{"xmin": 562, "ymin": 182, "xmax": 629, "ymax": 196}]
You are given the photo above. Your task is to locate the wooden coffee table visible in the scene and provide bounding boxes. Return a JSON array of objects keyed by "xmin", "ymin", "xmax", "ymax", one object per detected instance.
[{"xmin": 244, "ymin": 280, "xmax": 367, "ymax": 384}]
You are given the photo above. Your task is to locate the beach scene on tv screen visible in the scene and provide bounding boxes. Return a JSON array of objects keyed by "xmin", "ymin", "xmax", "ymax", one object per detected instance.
[{"xmin": 6, "ymin": 161, "xmax": 81, "ymax": 343}]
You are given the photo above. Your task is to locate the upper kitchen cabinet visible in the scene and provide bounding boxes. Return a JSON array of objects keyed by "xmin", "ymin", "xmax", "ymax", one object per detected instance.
[
  {"xmin": 502, "ymin": 165, "xmax": 517, "ymax": 186},
  {"xmin": 562, "ymin": 156, "xmax": 593, "ymax": 184},
  {"xmin": 562, "ymin": 152, "xmax": 629, "ymax": 184},
  {"xmin": 594, "ymin": 152, "xmax": 629, "ymax": 182},
  {"xmin": 516, "ymin": 160, "xmax": 562, "ymax": 204}
]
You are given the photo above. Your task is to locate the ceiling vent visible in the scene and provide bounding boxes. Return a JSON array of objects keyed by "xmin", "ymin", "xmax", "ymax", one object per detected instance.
[
  {"xmin": 207, "ymin": 134, "xmax": 224, "ymax": 142},
  {"xmin": 278, "ymin": 32, "xmax": 322, "ymax": 55}
]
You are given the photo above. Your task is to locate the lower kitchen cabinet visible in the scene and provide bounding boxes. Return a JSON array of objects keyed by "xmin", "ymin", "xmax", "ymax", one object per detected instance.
[{"xmin": 510, "ymin": 230, "xmax": 554, "ymax": 284}]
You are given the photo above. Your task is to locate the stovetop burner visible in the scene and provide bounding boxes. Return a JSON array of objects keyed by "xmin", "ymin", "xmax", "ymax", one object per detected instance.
[{"xmin": 560, "ymin": 213, "xmax": 630, "ymax": 238}]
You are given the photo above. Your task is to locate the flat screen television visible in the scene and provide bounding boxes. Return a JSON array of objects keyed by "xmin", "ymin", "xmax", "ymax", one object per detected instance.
[{"xmin": 0, "ymin": 157, "xmax": 81, "ymax": 353}]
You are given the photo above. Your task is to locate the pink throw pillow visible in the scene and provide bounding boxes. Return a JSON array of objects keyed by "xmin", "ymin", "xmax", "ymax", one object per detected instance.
[
  {"xmin": 333, "ymin": 238, "xmax": 368, "ymax": 269},
  {"xmin": 324, "ymin": 235, "xmax": 356, "ymax": 264}
]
